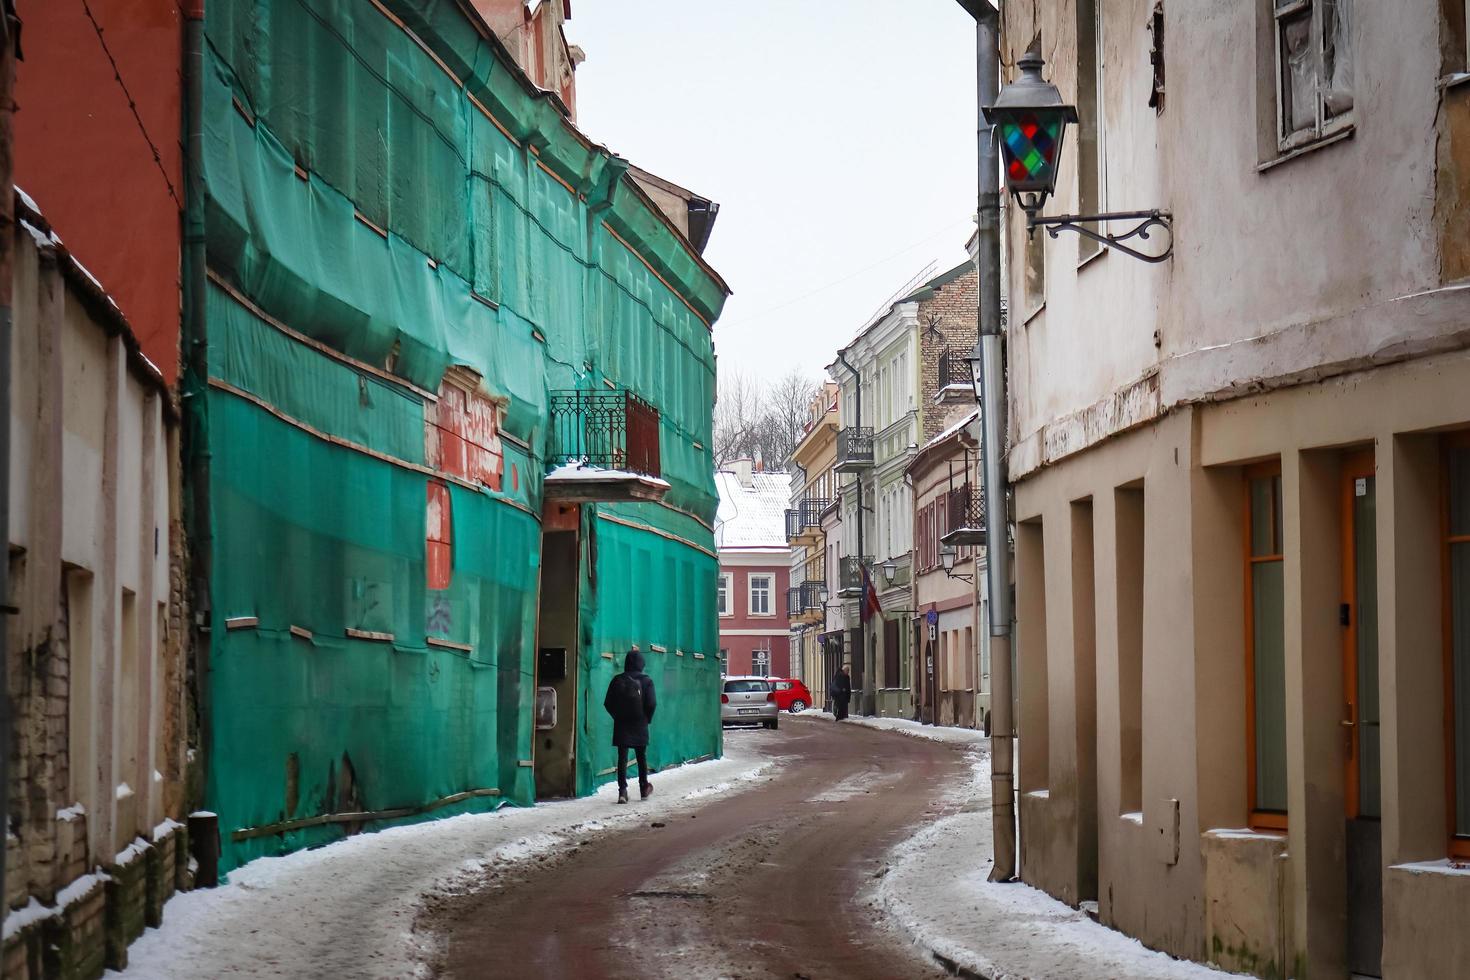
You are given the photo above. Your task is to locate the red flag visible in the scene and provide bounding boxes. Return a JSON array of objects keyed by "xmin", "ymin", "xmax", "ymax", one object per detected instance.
[{"xmin": 860, "ymin": 563, "xmax": 883, "ymax": 623}]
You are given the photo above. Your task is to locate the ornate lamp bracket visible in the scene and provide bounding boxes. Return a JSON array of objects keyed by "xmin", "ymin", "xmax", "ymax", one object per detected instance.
[{"xmin": 1025, "ymin": 208, "xmax": 1173, "ymax": 264}]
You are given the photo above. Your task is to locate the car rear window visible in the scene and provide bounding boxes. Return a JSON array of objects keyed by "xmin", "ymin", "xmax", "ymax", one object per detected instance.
[{"xmin": 723, "ymin": 680, "xmax": 771, "ymax": 693}]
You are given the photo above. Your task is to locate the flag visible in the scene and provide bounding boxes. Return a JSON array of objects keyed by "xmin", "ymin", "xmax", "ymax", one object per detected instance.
[{"xmin": 860, "ymin": 562, "xmax": 883, "ymax": 623}]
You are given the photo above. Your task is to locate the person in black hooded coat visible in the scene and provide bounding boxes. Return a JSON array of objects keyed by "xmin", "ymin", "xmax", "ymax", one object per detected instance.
[{"xmin": 603, "ymin": 648, "xmax": 657, "ymax": 803}]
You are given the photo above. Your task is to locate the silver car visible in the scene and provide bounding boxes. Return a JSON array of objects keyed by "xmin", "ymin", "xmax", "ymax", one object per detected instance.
[{"xmin": 720, "ymin": 677, "xmax": 778, "ymax": 730}]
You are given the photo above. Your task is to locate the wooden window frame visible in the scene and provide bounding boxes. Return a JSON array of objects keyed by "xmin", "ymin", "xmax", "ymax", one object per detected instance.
[
  {"xmin": 1271, "ymin": 0, "xmax": 1354, "ymax": 153},
  {"xmin": 1244, "ymin": 460, "xmax": 1289, "ymax": 831},
  {"xmin": 1441, "ymin": 431, "xmax": 1470, "ymax": 860}
]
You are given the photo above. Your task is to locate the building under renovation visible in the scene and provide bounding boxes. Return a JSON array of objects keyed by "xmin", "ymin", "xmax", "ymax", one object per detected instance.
[{"xmin": 193, "ymin": 0, "xmax": 729, "ymax": 871}]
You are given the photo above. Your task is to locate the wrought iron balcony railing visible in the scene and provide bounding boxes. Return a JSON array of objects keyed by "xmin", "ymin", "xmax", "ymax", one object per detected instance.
[
  {"xmin": 936, "ymin": 347, "xmax": 974, "ymax": 392},
  {"xmin": 835, "ymin": 427, "xmax": 874, "ymax": 471},
  {"xmin": 547, "ymin": 389, "xmax": 661, "ymax": 478},
  {"xmin": 785, "ymin": 496, "xmax": 832, "ymax": 540},
  {"xmin": 786, "ymin": 587, "xmax": 803, "ymax": 618},
  {"xmin": 943, "ymin": 481, "xmax": 987, "ymax": 547},
  {"xmin": 838, "ymin": 555, "xmax": 870, "ymax": 595},
  {"xmin": 799, "ymin": 579, "xmax": 826, "ymax": 612}
]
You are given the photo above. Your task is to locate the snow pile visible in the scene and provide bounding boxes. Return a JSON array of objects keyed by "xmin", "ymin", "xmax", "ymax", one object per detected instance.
[
  {"xmin": 114, "ymin": 744, "xmax": 775, "ymax": 979},
  {"xmin": 875, "ymin": 751, "xmax": 1243, "ymax": 980},
  {"xmin": 799, "ymin": 710, "xmax": 989, "ymax": 746}
]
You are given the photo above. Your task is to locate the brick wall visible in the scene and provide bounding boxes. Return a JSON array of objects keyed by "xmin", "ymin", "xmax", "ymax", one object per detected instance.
[{"xmin": 917, "ymin": 265, "xmax": 980, "ymax": 443}]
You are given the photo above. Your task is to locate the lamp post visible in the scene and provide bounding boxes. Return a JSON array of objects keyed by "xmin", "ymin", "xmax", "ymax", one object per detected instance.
[
  {"xmin": 984, "ymin": 42, "xmax": 1173, "ymax": 263},
  {"xmin": 954, "ymin": 0, "xmax": 1016, "ymax": 883},
  {"xmin": 880, "ymin": 559, "xmax": 897, "ymax": 586}
]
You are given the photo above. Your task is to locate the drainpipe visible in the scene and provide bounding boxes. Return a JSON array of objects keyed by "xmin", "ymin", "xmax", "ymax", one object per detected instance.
[
  {"xmin": 181, "ymin": 0, "xmax": 218, "ymax": 882},
  {"xmin": 834, "ymin": 348, "xmax": 868, "ymax": 716},
  {"xmin": 0, "ymin": 0, "xmax": 17, "ymax": 913},
  {"xmin": 957, "ymin": 0, "xmax": 1017, "ymax": 882}
]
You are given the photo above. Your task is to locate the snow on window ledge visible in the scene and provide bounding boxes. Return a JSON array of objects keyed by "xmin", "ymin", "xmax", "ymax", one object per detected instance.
[
  {"xmin": 1389, "ymin": 859, "xmax": 1470, "ymax": 877},
  {"xmin": 1120, "ymin": 811, "xmax": 1143, "ymax": 826},
  {"xmin": 1203, "ymin": 827, "xmax": 1286, "ymax": 842}
]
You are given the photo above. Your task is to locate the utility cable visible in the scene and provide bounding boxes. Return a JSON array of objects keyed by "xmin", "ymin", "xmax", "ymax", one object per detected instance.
[{"xmin": 79, "ymin": 0, "xmax": 181, "ymax": 209}]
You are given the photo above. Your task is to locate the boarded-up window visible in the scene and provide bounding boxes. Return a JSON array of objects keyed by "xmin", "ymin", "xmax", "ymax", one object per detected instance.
[
  {"xmin": 426, "ymin": 369, "xmax": 504, "ymax": 491},
  {"xmin": 426, "ymin": 480, "xmax": 453, "ymax": 591}
]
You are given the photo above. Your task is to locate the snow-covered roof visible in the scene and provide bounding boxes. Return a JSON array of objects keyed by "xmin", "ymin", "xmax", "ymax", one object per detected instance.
[{"xmin": 713, "ymin": 470, "xmax": 792, "ymax": 551}]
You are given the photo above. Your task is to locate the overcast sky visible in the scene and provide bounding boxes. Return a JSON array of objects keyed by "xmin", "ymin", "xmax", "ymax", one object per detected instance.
[{"xmin": 567, "ymin": 1, "xmax": 979, "ymax": 387}]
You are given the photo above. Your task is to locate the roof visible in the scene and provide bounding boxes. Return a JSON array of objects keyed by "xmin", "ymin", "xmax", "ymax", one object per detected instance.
[
  {"xmin": 829, "ymin": 258, "xmax": 975, "ymax": 372},
  {"xmin": 713, "ymin": 471, "xmax": 793, "ymax": 550}
]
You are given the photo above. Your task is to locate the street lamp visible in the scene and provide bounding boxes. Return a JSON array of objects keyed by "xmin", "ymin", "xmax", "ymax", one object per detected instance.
[
  {"xmin": 940, "ymin": 542, "xmax": 974, "ymax": 584},
  {"xmin": 880, "ymin": 559, "xmax": 897, "ymax": 585},
  {"xmin": 983, "ymin": 42, "xmax": 1173, "ymax": 263}
]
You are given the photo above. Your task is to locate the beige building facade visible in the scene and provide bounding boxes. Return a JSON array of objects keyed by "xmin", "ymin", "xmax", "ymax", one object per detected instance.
[
  {"xmin": 5, "ymin": 198, "xmax": 192, "ymax": 976},
  {"xmin": 908, "ymin": 411, "xmax": 988, "ymax": 731},
  {"xmin": 1002, "ymin": 2, "xmax": 1470, "ymax": 978},
  {"xmin": 786, "ymin": 384, "xmax": 838, "ymax": 704}
]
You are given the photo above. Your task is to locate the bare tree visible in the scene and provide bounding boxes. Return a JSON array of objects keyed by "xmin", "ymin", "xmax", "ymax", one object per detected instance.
[{"xmin": 713, "ymin": 368, "xmax": 819, "ymax": 470}]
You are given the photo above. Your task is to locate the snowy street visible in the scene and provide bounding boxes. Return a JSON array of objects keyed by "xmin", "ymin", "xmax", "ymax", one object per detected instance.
[{"xmin": 112, "ymin": 712, "xmax": 1247, "ymax": 979}]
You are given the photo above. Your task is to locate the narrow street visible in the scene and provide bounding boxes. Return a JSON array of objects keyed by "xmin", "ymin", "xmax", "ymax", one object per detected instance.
[{"xmin": 422, "ymin": 717, "xmax": 969, "ymax": 980}]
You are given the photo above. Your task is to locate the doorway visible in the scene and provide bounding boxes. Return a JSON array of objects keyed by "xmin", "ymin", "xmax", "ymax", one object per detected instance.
[
  {"xmin": 1341, "ymin": 453, "xmax": 1382, "ymax": 978},
  {"xmin": 534, "ymin": 512, "xmax": 580, "ymax": 800}
]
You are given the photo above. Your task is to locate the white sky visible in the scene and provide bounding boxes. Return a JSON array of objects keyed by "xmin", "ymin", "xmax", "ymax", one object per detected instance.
[{"xmin": 566, "ymin": 0, "xmax": 979, "ymax": 385}]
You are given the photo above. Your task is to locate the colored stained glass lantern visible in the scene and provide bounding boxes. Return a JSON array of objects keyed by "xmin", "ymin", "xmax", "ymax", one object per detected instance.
[{"xmin": 982, "ymin": 42, "xmax": 1078, "ymax": 211}]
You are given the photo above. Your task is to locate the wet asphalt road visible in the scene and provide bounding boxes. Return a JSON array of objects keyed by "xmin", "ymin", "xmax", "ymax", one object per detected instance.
[{"xmin": 421, "ymin": 716, "xmax": 971, "ymax": 980}]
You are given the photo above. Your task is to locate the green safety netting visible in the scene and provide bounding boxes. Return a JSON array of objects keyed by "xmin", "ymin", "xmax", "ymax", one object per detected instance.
[{"xmin": 197, "ymin": 0, "xmax": 729, "ymax": 871}]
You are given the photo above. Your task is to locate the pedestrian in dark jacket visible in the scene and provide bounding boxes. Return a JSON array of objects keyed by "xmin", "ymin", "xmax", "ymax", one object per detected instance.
[
  {"xmin": 603, "ymin": 648, "xmax": 657, "ymax": 804},
  {"xmin": 831, "ymin": 665, "xmax": 852, "ymax": 721}
]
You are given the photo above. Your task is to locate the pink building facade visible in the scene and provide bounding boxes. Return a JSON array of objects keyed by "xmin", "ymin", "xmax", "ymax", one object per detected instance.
[{"xmin": 714, "ymin": 464, "xmax": 792, "ymax": 678}]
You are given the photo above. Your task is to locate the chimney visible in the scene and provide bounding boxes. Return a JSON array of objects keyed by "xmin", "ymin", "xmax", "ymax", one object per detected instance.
[{"xmin": 728, "ymin": 458, "xmax": 754, "ymax": 488}]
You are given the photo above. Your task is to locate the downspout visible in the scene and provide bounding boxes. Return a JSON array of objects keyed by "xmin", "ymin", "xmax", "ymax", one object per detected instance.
[
  {"xmin": 0, "ymin": 0, "xmax": 18, "ymax": 913},
  {"xmin": 834, "ymin": 348, "xmax": 867, "ymax": 716},
  {"xmin": 181, "ymin": 0, "xmax": 220, "ymax": 883},
  {"xmin": 967, "ymin": 0, "xmax": 1019, "ymax": 882}
]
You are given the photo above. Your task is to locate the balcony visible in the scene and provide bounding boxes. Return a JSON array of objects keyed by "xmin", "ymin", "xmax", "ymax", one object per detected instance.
[
  {"xmin": 935, "ymin": 347, "xmax": 975, "ymax": 399},
  {"xmin": 837, "ymin": 555, "xmax": 870, "ymax": 597},
  {"xmin": 941, "ymin": 481, "xmax": 987, "ymax": 547},
  {"xmin": 786, "ymin": 587, "xmax": 804, "ymax": 619},
  {"xmin": 835, "ymin": 427, "xmax": 874, "ymax": 472},
  {"xmin": 544, "ymin": 389, "xmax": 666, "ymax": 502},
  {"xmin": 785, "ymin": 496, "xmax": 831, "ymax": 542}
]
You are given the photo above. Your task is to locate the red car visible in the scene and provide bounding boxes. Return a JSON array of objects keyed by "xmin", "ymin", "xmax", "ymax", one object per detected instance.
[{"xmin": 769, "ymin": 678, "xmax": 814, "ymax": 713}]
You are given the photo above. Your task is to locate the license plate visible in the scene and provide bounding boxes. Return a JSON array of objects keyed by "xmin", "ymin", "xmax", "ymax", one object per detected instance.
[{"xmin": 737, "ymin": 708, "xmax": 759, "ymax": 715}]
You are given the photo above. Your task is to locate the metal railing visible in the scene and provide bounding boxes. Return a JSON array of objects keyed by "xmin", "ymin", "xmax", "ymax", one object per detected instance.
[
  {"xmin": 799, "ymin": 579, "xmax": 826, "ymax": 612},
  {"xmin": 786, "ymin": 587, "xmax": 803, "ymax": 618},
  {"xmin": 547, "ymin": 390, "xmax": 661, "ymax": 478},
  {"xmin": 835, "ymin": 427, "xmax": 874, "ymax": 470},
  {"xmin": 946, "ymin": 481, "xmax": 986, "ymax": 536},
  {"xmin": 785, "ymin": 496, "xmax": 831, "ymax": 539},
  {"xmin": 936, "ymin": 347, "xmax": 973, "ymax": 391},
  {"xmin": 838, "ymin": 555, "xmax": 870, "ymax": 595}
]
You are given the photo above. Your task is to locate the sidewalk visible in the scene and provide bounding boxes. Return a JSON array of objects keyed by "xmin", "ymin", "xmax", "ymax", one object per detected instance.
[
  {"xmin": 801, "ymin": 711, "xmax": 1240, "ymax": 979},
  {"xmin": 109, "ymin": 745, "xmax": 776, "ymax": 979}
]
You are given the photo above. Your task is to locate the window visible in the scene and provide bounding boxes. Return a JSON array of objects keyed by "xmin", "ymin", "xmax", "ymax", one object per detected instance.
[
  {"xmin": 749, "ymin": 574, "xmax": 773, "ymax": 616},
  {"xmin": 1273, "ymin": 0, "xmax": 1354, "ymax": 151},
  {"xmin": 752, "ymin": 648, "xmax": 770, "ymax": 677},
  {"xmin": 1444, "ymin": 438, "xmax": 1470, "ymax": 856},
  {"xmin": 1025, "ymin": 228, "xmax": 1046, "ymax": 316},
  {"xmin": 1076, "ymin": 0, "xmax": 1105, "ymax": 260},
  {"xmin": 717, "ymin": 573, "xmax": 732, "ymax": 617},
  {"xmin": 1246, "ymin": 464, "xmax": 1288, "ymax": 827},
  {"xmin": 718, "ymin": 648, "xmax": 729, "ymax": 675}
]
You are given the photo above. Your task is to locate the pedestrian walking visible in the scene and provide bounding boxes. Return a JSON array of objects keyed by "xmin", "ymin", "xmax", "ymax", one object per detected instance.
[
  {"xmin": 831, "ymin": 664, "xmax": 852, "ymax": 721},
  {"xmin": 603, "ymin": 647, "xmax": 657, "ymax": 804}
]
